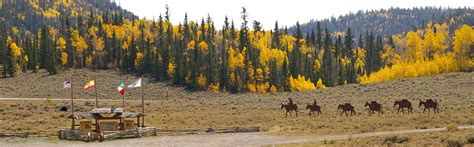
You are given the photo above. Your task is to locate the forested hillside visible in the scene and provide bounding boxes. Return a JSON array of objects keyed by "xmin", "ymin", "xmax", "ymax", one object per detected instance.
[
  {"xmin": 292, "ymin": 7, "xmax": 474, "ymax": 37},
  {"xmin": 0, "ymin": 0, "xmax": 472, "ymax": 93}
]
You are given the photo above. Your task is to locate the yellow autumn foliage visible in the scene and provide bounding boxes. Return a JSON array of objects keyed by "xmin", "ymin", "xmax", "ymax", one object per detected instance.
[
  {"xmin": 187, "ymin": 40, "xmax": 195, "ymax": 50},
  {"xmin": 405, "ymin": 32, "xmax": 424, "ymax": 62},
  {"xmin": 197, "ymin": 74, "xmax": 207, "ymax": 88},
  {"xmin": 198, "ymin": 41, "xmax": 209, "ymax": 52},
  {"xmin": 134, "ymin": 52, "xmax": 143, "ymax": 68},
  {"xmin": 61, "ymin": 52, "xmax": 68, "ymax": 65},
  {"xmin": 247, "ymin": 82, "xmax": 257, "ymax": 93},
  {"xmin": 269, "ymin": 85, "xmax": 277, "ymax": 93},
  {"xmin": 71, "ymin": 29, "xmax": 88, "ymax": 53},
  {"xmin": 316, "ymin": 78, "xmax": 326, "ymax": 89},
  {"xmin": 56, "ymin": 37, "xmax": 66, "ymax": 49},
  {"xmin": 452, "ymin": 24, "xmax": 474, "ymax": 71},
  {"xmin": 228, "ymin": 47, "xmax": 245, "ymax": 69},
  {"xmin": 289, "ymin": 75, "xmax": 315, "ymax": 92},
  {"xmin": 9, "ymin": 42, "xmax": 22, "ymax": 58},
  {"xmin": 257, "ymin": 82, "xmax": 270, "ymax": 93},
  {"xmin": 167, "ymin": 62, "xmax": 176, "ymax": 78},
  {"xmin": 85, "ymin": 55, "xmax": 93, "ymax": 66},
  {"xmin": 208, "ymin": 83, "xmax": 220, "ymax": 92},
  {"xmin": 43, "ymin": 8, "xmax": 60, "ymax": 18},
  {"xmin": 360, "ymin": 53, "xmax": 459, "ymax": 84}
]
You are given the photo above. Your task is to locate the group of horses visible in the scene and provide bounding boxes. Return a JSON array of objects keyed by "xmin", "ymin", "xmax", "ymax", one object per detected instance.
[{"xmin": 280, "ymin": 99, "xmax": 440, "ymax": 117}]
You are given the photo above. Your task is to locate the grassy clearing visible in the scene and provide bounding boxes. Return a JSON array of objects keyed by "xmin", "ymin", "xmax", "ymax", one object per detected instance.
[{"xmin": 0, "ymin": 71, "xmax": 472, "ymax": 142}]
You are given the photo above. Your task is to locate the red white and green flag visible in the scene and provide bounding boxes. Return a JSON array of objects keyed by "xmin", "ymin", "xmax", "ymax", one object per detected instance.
[{"xmin": 117, "ymin": 80, "xmax": 125, "ymax": 95}]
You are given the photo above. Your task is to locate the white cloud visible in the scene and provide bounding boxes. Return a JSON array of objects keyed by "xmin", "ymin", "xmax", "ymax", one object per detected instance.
[{"xmin": 117, "ymin": 0, "xmax": 473, "ymax": 29}]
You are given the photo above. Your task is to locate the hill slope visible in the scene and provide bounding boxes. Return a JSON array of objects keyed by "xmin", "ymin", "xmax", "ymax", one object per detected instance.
[
  {"xmin": 0, "ymin": 69, "xmax": 472, "ymax": 102},
  {"xmin": 290, "ymin": 7, "xmax": 474, "ymax": 37},
  {"xmin": 1, "ymin": 0, "xmax": 136, "ymax": 33}
]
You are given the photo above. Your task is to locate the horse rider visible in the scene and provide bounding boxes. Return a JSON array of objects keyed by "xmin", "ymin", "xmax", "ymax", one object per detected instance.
[{"xmin": 288, "ymin": 98, "xmax": 294, "ymax": 106}]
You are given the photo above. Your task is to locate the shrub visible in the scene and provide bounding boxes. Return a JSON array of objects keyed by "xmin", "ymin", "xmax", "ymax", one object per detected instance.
[
  {"xmin": 467, "ymin": 134, "xmax": 474, "ymax": 144},
  {"xmin": 384, "ymin": 135, "xmax": 409, "ymax": 144},
  {"xmin": 446, "ymin": 139, "xmax": 464, "ymax": 147}
]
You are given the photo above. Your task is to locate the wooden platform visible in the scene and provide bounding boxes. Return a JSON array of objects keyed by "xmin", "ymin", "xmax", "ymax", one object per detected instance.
[{"xmin": 58, "ymin": 127, "xmax": 156, "ymax": 142}]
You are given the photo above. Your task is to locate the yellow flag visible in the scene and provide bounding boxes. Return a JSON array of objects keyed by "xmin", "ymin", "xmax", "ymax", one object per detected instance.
[{"xmin": 83, "ymin": 80, "xmax": 95, "ymax": 90}]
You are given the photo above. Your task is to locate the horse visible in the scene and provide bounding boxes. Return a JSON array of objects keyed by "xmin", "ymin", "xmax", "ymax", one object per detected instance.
[
  {"xmin": 365, "ymin": 101, "xmax": 383, "ymax": 115},
  {"xmin": 419, "ymin": 99, "xmax": 439, "ymax": 113},
  {"xmin": 306, "ymin": 101, "xmax": 322, "ymax": 116},
  {"xmin": 394, "ymin": 99, "xmax": 413, "ymax": 114},
  {"xmin": 281, "ymin": 103, "xmax": 298, "ymax": 117},
  {"xmin": 338, "ymin": 103, "xmax": 356, "ymax": 116}
]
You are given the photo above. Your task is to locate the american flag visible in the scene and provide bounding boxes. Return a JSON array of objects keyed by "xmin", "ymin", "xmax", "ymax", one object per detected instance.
[{"xmin": 64, "ymin": 80, "xmax": 72, "ymax": 89}]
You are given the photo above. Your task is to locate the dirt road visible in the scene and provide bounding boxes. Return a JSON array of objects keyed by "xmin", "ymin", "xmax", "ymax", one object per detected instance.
[{"xmin": 1, "ymin": 125, "xmax": 472, "ymax": 147}]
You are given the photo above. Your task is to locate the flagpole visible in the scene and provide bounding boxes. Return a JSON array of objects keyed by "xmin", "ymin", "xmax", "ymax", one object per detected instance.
[
  {"xmin": 71, "ymin": 78, "xmax": 75, "ymax": 130},
  {"xmin": 94, "ymin": 74, "xmax": 98, "ymax": 108},
  {"xmin": 122, "ymin": 91, "xmax": 125, "ymax": 108},
  {"xmin": 141, "ymin": 79, "xmax": 145, "ymax": 127}
]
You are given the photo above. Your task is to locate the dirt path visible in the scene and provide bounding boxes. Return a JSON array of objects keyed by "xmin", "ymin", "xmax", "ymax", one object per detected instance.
[
  {"xmin": 1, "ymin": 125, "xmax": 472, "ymax": 147},
  {"xmin": 0, "ymin": 98, "xmax": 150, "ymax": 102}
]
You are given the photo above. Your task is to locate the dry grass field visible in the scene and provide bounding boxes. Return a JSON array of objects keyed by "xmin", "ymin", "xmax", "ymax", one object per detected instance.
[
  {"xmin": 0, "ymin": 69, "xmax": 473, "ymax": 145},
  {"xmin": 274, "ymin": 129, "xmax": 474, "ymax": 146}
]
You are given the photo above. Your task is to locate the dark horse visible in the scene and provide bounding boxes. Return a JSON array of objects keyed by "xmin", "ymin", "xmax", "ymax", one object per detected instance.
[
  {"xmin": 365, "ymin": 101, "xmax": 383, "ymax": 115},
  {"xmin": 281, "ymin": 103, "xmax": 298, "ymax": 117},
  {"xmin": 338, "ymin": 103, "xmax": 356, "ymax": 116},
  {"xmin": 306, "ymin": 100, "xmax": 322, "ymax": 116},
  {"xmin": 394, "ymin": 99, "xmax": 413, "ymax": 114},
  {"xmin": 419, "ymin": 99, "xmax": 439, "ymax": 113}
]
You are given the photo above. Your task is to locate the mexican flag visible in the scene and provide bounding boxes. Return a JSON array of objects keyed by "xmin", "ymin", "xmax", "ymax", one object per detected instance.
[
  {"xmin": 117, "ymin": 80, "xmax": 125, "ymax": 95},
  {"xmin": 83, "ymin": 80, "xmax": 95, "ymax": 90}
]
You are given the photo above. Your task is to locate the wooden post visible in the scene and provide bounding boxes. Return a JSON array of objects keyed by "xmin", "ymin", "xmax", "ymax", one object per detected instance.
[
  {"xmin": 94, "ymin": 74, "xmax": 98, "ymax": 108},
  {"xmin": 141, "ymin": 80, "xmax": 145, "ymax": 127},
  {"xmin": 137, "ymin": 117, "xmax": 140, "ymax": 127},
  {"xmin": 71, "ymin": 78, "xmax": 75, "ymax": 130}
]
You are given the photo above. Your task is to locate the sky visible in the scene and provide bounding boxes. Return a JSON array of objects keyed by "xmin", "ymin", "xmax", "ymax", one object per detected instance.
[{"xmin": 118, "ymin": 0, "xmax": 473, "ymax": 30}]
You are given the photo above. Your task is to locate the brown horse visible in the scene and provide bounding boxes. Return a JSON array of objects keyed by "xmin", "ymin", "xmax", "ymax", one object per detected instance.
[
  {"xmin": 419, "ymin": 99, "xmax": 439, "ymax": 113},
  {"xmin": 365, "ymin": 101, "xmax": 383, "ymax": 115},
  {"xmin": 306, "ymin": 100, "xmax": 322, "ymax": 116},
  {"xmin": 394, "ymin": 99, "xmax": 413, "ymax": 114},
  {"xmin": 281, "ymin": 103, "xmax": 298, "ymax": 117},
  {"xmin": 338, "ymin": 103, "xmax": 356, "ymax": 116}
]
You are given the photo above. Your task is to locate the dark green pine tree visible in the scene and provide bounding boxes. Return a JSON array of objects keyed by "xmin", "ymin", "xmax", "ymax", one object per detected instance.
[
  {"xmin": 0, "ymin": 22, "xmax": 11, "ymax": 77},
  {"xmin": 282, "ymin": 58, "xmax": 290, "ymax": 91},
  {"xmin": 32, "ymin": 31, "xmax": 39, "ymax": 73},
  {"xmin": 364, "ymin": 32, "xmax": 374, "ymax": 74},
  {"xmin": 322, "ymin": 27, "xmax": 334, "ymax": 86},
  {"xmin": 39, "ymin": 26, "xmax": 49, "ymax": 69},
  {"xmin": 335, "ymin": 35, "xmax": 343, "ymax": 85},
  {"xmin": 163, "ymin": 6, "xmax": 172, "ymax": 80},
  {"xmin": 4, "ymin": 40, "xmax": 15, "ymax": 77},
  {"xmin": 316, "ymin": 21, "xmax": 322, "ymax": 49},
  {"xmin": 154, "ymin": 14, "xmax": 164, "ymax": 79},
  {"xmin": 128, "ymin": 36, "xmax": 137, "ymax": 71},
  {"xmin": 219, "ymin": 16, "xmax": 230, "ymax": 90},
  {"xmin": 290, "ymin": 21, "xmax": 303, "ymax": 77},
  {"xmin": 271, "ymin": 21, "xmax": 280, "ymax": 48},
  {"xmin": 175, "ymin": 13, "xmax": 191, "ymax": 85},
  {"xmin": 45, "ymin": 27, "xmax": 58, "ymax": 75},
  {"xmin": 344, "ymin": 27, "xmax": 356, "ymax": 83},
  {"xmin": 239, "ymin": 7, "xmax": 250, "ymax": 91},
  {"xmin": 0, "ymin": 22, "xmax": 5, "ymax": 76},
  {"xmin": 372, "ymin": 35, "xmax": 383, "ymax": 72}
]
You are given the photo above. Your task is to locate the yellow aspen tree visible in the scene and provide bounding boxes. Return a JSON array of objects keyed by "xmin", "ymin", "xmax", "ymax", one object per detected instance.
[{"xmin": 405, "ymin": 32, "xmax": 424, "ymax": 62}]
